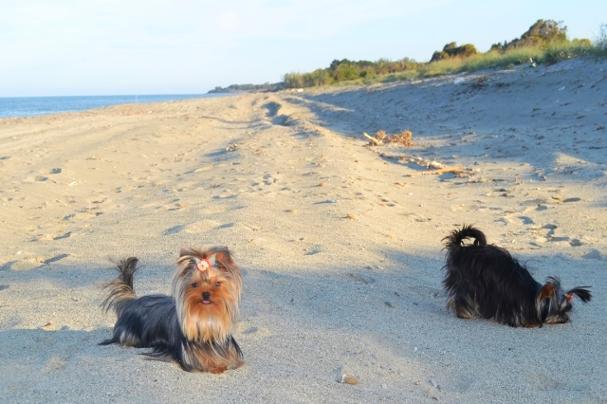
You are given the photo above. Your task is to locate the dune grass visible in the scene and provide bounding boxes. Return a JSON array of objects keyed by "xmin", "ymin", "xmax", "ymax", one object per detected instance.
[
  {"xmin": 285, "ymin": 41, "xmax": 606, "ymax": 89},
  {"xmin": 423, "ymin": 41, "xmax": 603, "ymax": 76}
]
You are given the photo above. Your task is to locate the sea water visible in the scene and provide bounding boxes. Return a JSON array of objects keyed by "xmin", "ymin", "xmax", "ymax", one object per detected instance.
[{"xmin": 0, "ymin": 94, "xmax": 223, "ymax": 118}]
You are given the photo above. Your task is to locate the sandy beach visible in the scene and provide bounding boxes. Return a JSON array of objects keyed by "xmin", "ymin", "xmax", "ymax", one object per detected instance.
[{"xmin": 1, "ymin": 59, "xmax": 606, "ymax": 403}]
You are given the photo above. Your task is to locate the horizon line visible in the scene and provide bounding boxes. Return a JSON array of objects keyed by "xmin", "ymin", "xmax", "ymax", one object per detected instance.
[{"xmin": 0, "ymin": 92, "xmax": 214, "ymax": 99}]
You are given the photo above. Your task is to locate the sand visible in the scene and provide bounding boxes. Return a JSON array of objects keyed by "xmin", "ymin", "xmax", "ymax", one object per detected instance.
[{"xmin": 1, "ymin": 58, "xmax": 606, "ymax": 403}]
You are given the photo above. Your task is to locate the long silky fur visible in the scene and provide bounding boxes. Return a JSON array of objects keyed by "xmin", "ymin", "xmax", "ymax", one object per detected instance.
[
  {"xmin": 443, "ymin": 224, "xmax": 487, "ymax": 249},
  {"xmin": 567, "ymin": 287, "xmax": 592, "ymax": 303},
  {"xmin": 101, "ymin": 257, "xmax": 139, "ymax": 315},
  {"xmin": 174, "ymin": 248, "xmax": 242, "ymax": 343},
  {"xmin": 146, "ymin": 336, "xmax": 243, "ymax": 372},
  {"xmin": 442, "ymin": 225, "xmax": 592, "ymax": 327},
  {"xmin": 100, "ymin": 250, "xmax": 244, "ymax": 372}
]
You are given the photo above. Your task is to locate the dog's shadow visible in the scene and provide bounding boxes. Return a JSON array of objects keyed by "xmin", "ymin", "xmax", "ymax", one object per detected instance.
[
  {"xmin": 0, "ymin": 327, "xmax": 107, "ymax": 376},
  {"xmin": 0, "ymin": 326, "xmax": 207, "ymax": 402}
]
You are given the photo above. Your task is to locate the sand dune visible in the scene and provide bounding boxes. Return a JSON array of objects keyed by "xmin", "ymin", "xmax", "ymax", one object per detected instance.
[{"xmin": 1, "ymin": 59, "xmax": 606, "ymax": 403}]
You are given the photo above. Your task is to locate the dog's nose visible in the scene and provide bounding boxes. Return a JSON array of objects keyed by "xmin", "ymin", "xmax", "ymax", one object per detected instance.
[{"xmin": 202, "ymin": 291, "xmax": 211, "ymax": 301}]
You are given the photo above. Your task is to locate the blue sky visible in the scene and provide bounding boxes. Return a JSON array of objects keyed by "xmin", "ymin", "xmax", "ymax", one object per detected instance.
[{"xmin": 1, "ymin": 0, "xmax": 605, "ymax": 96}]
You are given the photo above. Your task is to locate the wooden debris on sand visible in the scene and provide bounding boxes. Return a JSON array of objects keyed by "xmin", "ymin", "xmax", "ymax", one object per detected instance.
[
  {"xmin": 403, "ymin": 156, "xmax": 468, "ymax": 177},
  {"xmin": 380, "ymin": 152, "xmax": 471, "ymax": 177},
  {"xmin": 363, "ymin": 130, "xmax": 413, "ymax": 147}
]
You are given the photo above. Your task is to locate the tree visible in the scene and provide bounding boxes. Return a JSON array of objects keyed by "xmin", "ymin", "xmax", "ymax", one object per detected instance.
[{"xmin": 430, "ymin": 42, "xmax": 478, "ymax": 62}]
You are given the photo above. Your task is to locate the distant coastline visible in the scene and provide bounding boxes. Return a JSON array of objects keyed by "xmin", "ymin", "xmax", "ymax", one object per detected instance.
[
  {"xmin": 207, "ymin": 83, "xmax": 284, "ymax": 94},
  {"xmin": 0, "ymin": 93, "xmax": 223, "ymax": 118}
]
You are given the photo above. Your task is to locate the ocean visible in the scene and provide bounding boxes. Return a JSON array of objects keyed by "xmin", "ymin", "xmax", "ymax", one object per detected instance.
[{"xmin": 0, "ymin": 94, "xmax": 221, "ymax": 118}]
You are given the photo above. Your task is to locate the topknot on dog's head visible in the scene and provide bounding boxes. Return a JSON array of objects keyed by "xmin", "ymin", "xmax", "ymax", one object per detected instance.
[{"xmin": 177, "ymin": 247, "xmax": 238, "ymax": 275}]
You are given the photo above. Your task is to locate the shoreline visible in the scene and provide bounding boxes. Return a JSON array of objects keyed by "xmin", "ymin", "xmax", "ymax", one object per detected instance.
[{"xmin": 0, "ymin": 92, "xmax": 230, "ymax": 119}]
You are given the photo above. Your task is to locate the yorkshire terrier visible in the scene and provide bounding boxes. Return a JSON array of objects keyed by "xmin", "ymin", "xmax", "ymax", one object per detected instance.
[
  {"xmin": 443, "ymin": 225, "xmax": 591, "ymax": 327},
  {"xmin": 100, "ymin": 247, "xmax": 243, "ymax": 373}
]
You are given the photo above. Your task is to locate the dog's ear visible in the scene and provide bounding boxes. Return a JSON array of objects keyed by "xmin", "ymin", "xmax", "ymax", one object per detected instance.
[
  {"xmin": 179, "ymin": 248, "xmax": 196, "ymax": 257},
  {"xmin": 208, "ymin": 247, "xmax": 237, "ymax": 272},
  {"xmin": 566, "ymin": 287, "xmax": 592, "ymax": 303},
  {"xmin": 176, "ymin": 248, "xmax": 201, "ymax": 277},
  {"xmin": 535, "ymin": 282, "xmax": 558, "ymax": 321},
  {"xmin": 176, "ymin": 252, "xmax": 193, "ymax": 273},
  {"xmin": 537, "ymin": 282, "xmax": 557, "ymax": 300}
]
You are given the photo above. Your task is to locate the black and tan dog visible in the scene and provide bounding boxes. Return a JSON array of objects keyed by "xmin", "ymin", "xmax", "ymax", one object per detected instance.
[
  {"xmin": 443, "ymin": 226, "xmax": 591, "ymax": 327},
  {"xmin": 101, "ymin": 247, "xmax": 243, "ymax": 373}
]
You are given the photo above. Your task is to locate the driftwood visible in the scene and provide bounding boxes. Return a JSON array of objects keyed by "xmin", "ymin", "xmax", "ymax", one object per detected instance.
[
  {"xmin": 424, "ymin": 166, "xmax": 467, "ymax": 176},
  {"xmin": 380, "ymin": 152, "xmax": 471, "ymax": 177},
  {"xmin": 363, "ymin": 130, "xmax": 413, "ymax": 146},
  {"xmin": 363, "ymin": 132, "xmax": 381, "ymax": 146}
]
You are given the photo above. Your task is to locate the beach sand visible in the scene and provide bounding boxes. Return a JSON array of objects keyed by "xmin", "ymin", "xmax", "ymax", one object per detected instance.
[{"xmin": 1, "ymin": 59, "xmax": 606, "ymax": 403}]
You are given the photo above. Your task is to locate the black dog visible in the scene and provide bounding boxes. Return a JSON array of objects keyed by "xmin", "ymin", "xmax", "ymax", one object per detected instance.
[{"xmin": 443, "ymin": 225, "xmax": 591, "ymax": 327}]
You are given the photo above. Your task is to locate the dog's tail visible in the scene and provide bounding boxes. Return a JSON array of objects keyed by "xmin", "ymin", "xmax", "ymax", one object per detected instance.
[
  {"xmin": 444, "ymin": 225, "xmax": 487, "ymax": 250},
  {"xmin": 101, "ymin": 257, "xmax": 139, "ymax": 314},
  {"xmin": 566, "ymin": 287, "xmax": 592, "ymax": 303}
]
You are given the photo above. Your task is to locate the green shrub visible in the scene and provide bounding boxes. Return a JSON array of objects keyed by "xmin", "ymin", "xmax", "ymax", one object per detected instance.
[
  {"xmin": 284, "ymin": 73, "xmax": 305, "ymax": 88},
  {"xmin": 431, "ymin": 42, "xmax": 478, "ymax": 62},
  {"xmin": 333, "ymin": 63, "xmax": 359, "ymax": 81},
  {"xmin": 281, "ymin": 20, "xmax": 605, "ymax": 89},
  {"xmin": 492, "ymin": 19, "xmax": 568, "ymax": 52}
]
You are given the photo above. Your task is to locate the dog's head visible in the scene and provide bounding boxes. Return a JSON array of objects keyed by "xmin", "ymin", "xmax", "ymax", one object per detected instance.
[
  {"xmin": 172, "ymin": 247, "xmax": 242, "ymax": 343},
  {"xmin": 535, "ymin": 276, "xmax": 591, "ymax": 324}
]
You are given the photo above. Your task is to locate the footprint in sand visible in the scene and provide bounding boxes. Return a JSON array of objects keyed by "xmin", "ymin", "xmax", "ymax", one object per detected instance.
[
  {"xmin": 163, "ymin": 225, "xmax": 186, "ymax": 235},
  {"xmin": 305, "ymin": 245, "xmax": 323, "ymax": 255},
  {"xmin": 239, "ymin": 323, "xmax": 272, "ymax": 338},
  {"xmin": 543, "ymin": 224, "xmax": 557, "ymax": 235},
  {"xmin": 347, "ymin": 272, "xmax": 376, "ymax": 284},
  {"xmin": 518, "ymin": 216, "xmax": 535, "ymax": 225},
  {"xmin": 583, "ymin": 249, "xmax": 603, "ymax": 260},
  {"xmin": 168, "ymin": 220, "xmax": 226, "ymax": 235},
  {"xmin": 213, "ymin": 192, "xmax": 237, "ymax": 200},
  {"xmin": 167, "ymin": 204, "xmax": 186, "ymax": 211},
  {"xmin": 262, "ymin": 101, "xmax": 293, "ymax": 126},
  {"xmin": 263, "ymin": 101, "xmax": 280, "ymax": 118},
  {"xmin": 263, "ymin": 173, "xmax": 277, "ymax": 185},
  {"xmin": 89, "ymin": 197, "xmax": 107, "ymax": 205},
  {"xmin": 63, "ymin": 211, "xmax": 95, "ymax": 222},
  {"xmin": 44, "ymin": 254, "xmax": 69, "ymax": 265},
  {"xmin": 53, "ymin": 231, "xmax": 72, "ymax": 240},
  {"xmin": 544, "ymin": 226, "xmax": 569, "ymax": 242},
  {"xmin": 242, "ymin": 326, "xmax": 259, "ymax": 334},
  {"xmin": 34, "ymin": 230, "xmax": 71, "ymax": 241},
  {"xmin": 494, "ymin": 218, "xmax": 509, "ymax": 226},
  {"xmin": 9, "ymin": 254, "xmax": 68, "ymax": 270}
]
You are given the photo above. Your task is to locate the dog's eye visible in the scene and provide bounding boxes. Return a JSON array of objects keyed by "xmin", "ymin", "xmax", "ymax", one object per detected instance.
[
  {"xmin": 215, "ymin": 282, "xmax": 221, "ymax": 288},
  {"xmin": 191, "ymin": 282, "xmax": 199, "ymax": 288}
]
